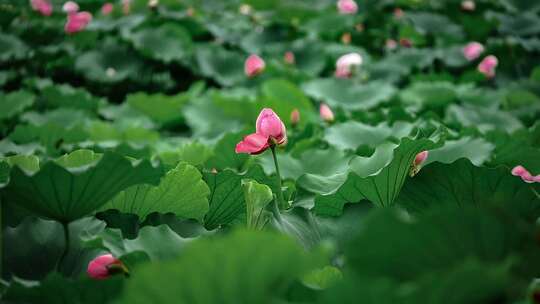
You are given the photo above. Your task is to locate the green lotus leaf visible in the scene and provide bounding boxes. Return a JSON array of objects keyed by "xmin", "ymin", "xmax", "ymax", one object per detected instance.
[
  {"xmin": 2, "ymin": 150, "xmax": 164, "ymax": 222},
  {"xmin": 425, "ymin": 137, "xmax": 494, "ymax": 166},
  {"xmin": 83, "ymin": 224, "xmax": 191, "ymax": 261},
  {"xmin": 313, "ymin": 136, "xmax": 443, "ymax": 215},
  {"xmin": 103, "ymin": 162, "xmax": 210, "ymax": 222},
  {"xmin": 203, "ymin": 165, "xmax": 275, "ymax": 229},
  {"xmin": 398, "ymin": 159, "xmax": 540, "ymax": 221},
  {"xmin": 128, "ymin": 23, "xmax": 193, "ymax": 63},
  {"xmin": 303, "ymin": 79, "xmax": 396, "ymax": 111},
  {"xmin": 116, "ymin": 230, "xmax": 323, "ymax": 304},
  {"xmin": 0, "ymin": 90, "xmax": 35, "ymax": 121},
  {"xmin": 0, "ymin": 33, "xmax": 28, "ymax": 62},
  {"xmin": 324, "ymin": 121, "xmax": 414, "ymax": 151}
]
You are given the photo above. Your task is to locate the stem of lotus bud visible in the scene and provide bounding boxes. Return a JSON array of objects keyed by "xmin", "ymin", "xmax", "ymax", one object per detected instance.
[
  {"xmin": 57, "ymin": 221, "xmax": 70, "ymax": 273},
  {"xmin": 270, "ymin": 146, "xmax": 287, "ymax": 210}
]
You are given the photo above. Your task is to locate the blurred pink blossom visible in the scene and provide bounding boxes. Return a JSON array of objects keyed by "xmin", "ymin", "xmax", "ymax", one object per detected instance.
[
  {"xmin": 244, "ymin": 54, "xmax": 266, "ymax": 77},
  {"xmin": 30, "ymin": 0, "xmax": 53, "ymax": 16},
  {"xmin": 478, "ymin": 55, "xmax": 498, "ymax": 78},
  {"xmin": 463, "ymin": 42, "xmax": 484, "ymax": 61},
  {"xmin": 337, "ymin": 0, "xmax": 358, "ymax": 14},
  {"xmin": 64, "ymin": 11, "xmax": 92, "ymax": 34}
]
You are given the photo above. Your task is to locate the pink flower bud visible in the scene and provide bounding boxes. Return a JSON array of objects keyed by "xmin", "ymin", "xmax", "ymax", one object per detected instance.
[
  {"xmin": 290, "ymin": 109, "xmax": 300, "ymax": 126},
  {"xmin": 461, "ymin": 0, "xmax": 475, "ymax": 11},
  {"xmin": 87, "ymin": 254, "xmax": 126, "ymax": 280},
  {"xmin": 414, "ymin": 151, "xmax": 429, "ymax": 166},
  {"xmin": 284, "ymin": 51, "xmax": 295, "ymax": 64},
  {"xmin": 462, "ymin": 42, "xmax": 484, "ymax": 61},
  {"xmin": 244, "ymin": 54, "xmax": 266, "ymax": 77},
  {"xmin": 256, "ymin": 108, "xmax": 287, "ymax": 145},
  {"xmin": 64, "ymin": 11, "xmax": 92, "ymax": 34},
  {"xmin": 334, "ymin": 53, "xmax": 362, "ymax": 78},
  {"xmin": 478, "ymin": 55, "xmax": 498, "ymax": 78},
  {"xmin": 320, "ymin": 104, "xmax": 334, "ymax": 122},
  {"xmin": 235, "ymin": 108, "xmax": 287, "ymax": 155},
  {"xmin": 30, "ymin": 0, "xmax": 53, "ymax": 16},
  {"xmin": 511, "ymin": 165, "xmax": 540, "ymax": 184},
  {"xmin": 101, "ymin": 3, "xmax": 113, "ymax": 15},
  {"xmin": 62, "ymin": 1, "xmax": 79, "ymax": 14},
  {"xmin": 337, "ymin": 0, "xmax": 358, "ymax": 14}
]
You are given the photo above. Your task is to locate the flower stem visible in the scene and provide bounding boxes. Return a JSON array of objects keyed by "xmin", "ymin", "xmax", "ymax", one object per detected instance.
[
  {"xmin": 270, "ymin": 146, "xmax": 286, "ymax": 209},
  {"xmin": 57, "ymin": 221, "xmax": 70, "ymax": 274}
]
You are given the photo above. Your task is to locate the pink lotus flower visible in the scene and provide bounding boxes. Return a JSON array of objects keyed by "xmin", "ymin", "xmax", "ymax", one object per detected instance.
[
  {"xmin": 30, "ymin": 0, "xmax": 53, "ymax": 16},
  {"xmin": 244, "ymin": 54, "xmax": 266, "ymax": 78},
  {"xmin": 64, "ymin": 11, "xmax": 92, "ymax": 34},
  {"xmin": 320, "ymin": 104, "xmax": 334, "ymax": 122},
  {"xmin": 337, "ymin": 0, "xmax": 358, "ymax": 14},
  {"xmin": 478, "ymin": 55, "xmax": 498, "ymax": 78},
  {"xmin": 414, "ymin": 151, "xmax": 429, "ymax": 166},
  {"xmin": 290, "ymin": 109, "xmax": 300, "ymax": 126},
  {"xmin": 511, "ymin": 165, "xmax": 540, "ymax": 183},
  {"xmin": 236, "ymin": 108, "xmax": 287, "ymax": 155},
  {"xmin": 284, "ymin": 51, "xmax": 295, "ymax": 64},
  {"xmin": 62, "ymin": 1, "xmax": 79, "ymax": 14},
  {"xmin": 461, "ymin": 0, "xmax": 475, "ymax": 11},
  {"xmin": 87, "ymin": 254, "xmax": 127, "ymax": 280},
  {"xmin": 463, "ymin": 42, "xmax": 484, "ymax": 61},
  {"xmin": 101, "ymin": 3, "xmax": 113, "ymax": 15},
  {"xmin": 335, "ymin": 53, "xmax": 363, "ymax": 78}
]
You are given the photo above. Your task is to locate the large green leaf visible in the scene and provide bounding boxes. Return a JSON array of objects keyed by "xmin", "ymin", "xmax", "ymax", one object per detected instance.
[
  {"xmin": 425, "ymin": 137, "xmax": 494, "ymax": 166},
  {"xmin": 116, "ymin": 230, "xmax": 323, "ymax": 304},
  {"xmin": 126, "ymin": 92, "xmax": 189, "ymax": 126},
  {"xmin": 128, "ymin": 23, "xmax": 193, "ymax": 63},
  {"xmin": 103, "ymin": 162, "xmax": 210, "ymax": 222},
  {"xmin": 195, "ymin": 43, "xmax": 245, "ymax": 87},
  {"xmin": 2, "ymin": 150, "xmax": 164, "ymax": 222},
  {"xmin": 242, "ymin": 179, "xmax": 273, "ymax": 230},
  {"xmin": 0, "ymin": 90, "xmax": 35, "ymax": 121},
  {"xmin": 446, "ymin": 104, "xmax": 523, "ymax": 133},
  {"xmin": 40, "ymin": 83, "xmax": 102, "ymax": 112},
  {"xmin": 302, "ymin": 79, "xmax": 396, "ymax": 111},
  {"xmin": 260, "ymin": 79, "xmax": 315, "ymax": 126},
  {"xmin": 314, "ymin": 137, "xmax": 442, "ymax": 215},
  {"xmin": 83, "ymin": 224, "xmax": 191, "ymax": 261},
  {"xmin": 324, "ymin": 121, "xmax": 414, "ymax": 150},
  {"xmin": 0, "ymin": 33, "xmax": 28, "ymax": 61},
  {"xmin": 203, "ymin": 165, "xmax": 274, "ymax": 229},
  {"xmin": 397, "ymin": 159, "xmax": 540, "ymax": 221}
]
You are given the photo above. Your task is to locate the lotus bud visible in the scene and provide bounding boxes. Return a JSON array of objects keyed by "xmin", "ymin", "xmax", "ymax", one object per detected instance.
[
  {"xmin": 244, "ymin": 54, "xmax": 266, "ymax": 77},
  {"xmin": 337, "ymin": 0, "xmax": 357, "ymax": 14},
  {"xmin": 463, "ymin": 42, "xmax": 484, "ymax": 61},
  {"xmin": 87, "ymin": 254, "xmax": 128, "ymax": 280},
  {"xmin": 62, "ymin": 1, "xmax": 79, "ymax": 14},
  {"xmin": 478, "ymin": 55, "xmax": 498, "ymax": 78},
  {"xmin": 320, "ymin": 104, "xmax": 334, "ymax": 122}
]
